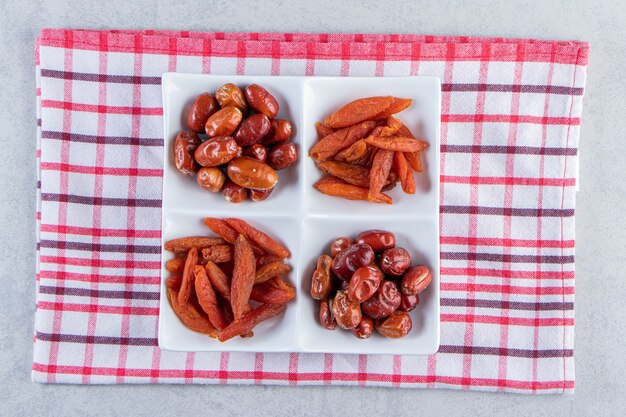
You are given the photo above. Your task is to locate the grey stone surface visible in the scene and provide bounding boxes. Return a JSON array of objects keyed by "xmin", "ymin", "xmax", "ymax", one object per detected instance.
[{"xmin": 1, "ymin": 0, "xmax": 625, "ymax": 416}]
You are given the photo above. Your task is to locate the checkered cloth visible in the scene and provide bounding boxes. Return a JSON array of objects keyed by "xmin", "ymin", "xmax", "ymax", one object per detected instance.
[{"xmin": 33, "ymin": 29, "xmax": 589, "ymax": 393}]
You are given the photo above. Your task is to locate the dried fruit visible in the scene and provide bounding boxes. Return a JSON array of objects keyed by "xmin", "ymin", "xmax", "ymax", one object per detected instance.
[
  {"xmin": 173, "ymin": 131, "xmax": 201, "ymax": 176},
  {"xmin": 255, "ymin": 261, "xmax": 292, "ymax": 284},
  {"xmin": 399, "ymin": 293, "xmax": 419, "ymax": 312},
  {"xmin": 315, "ymin": 121, "xmax": 335, "ymax": 140},
  {"xmin": 197, "ymin": 167, "xmax": 226, "ymax": 192},
  {"xmin": 205, "ymin": 261, "xmax": 231, "ymax": 299},
  {"xmin": 203, "ymin": 217, "xmax": 239, "ymax": 244},
  {"xmin": 244, "ymin": 84, "xmax": 279, "ymax": 118},
  {"xmin": 194, "ymin": 266, "xmax": 228, "ymax": 330},
  {"xmin": 255, "ymin": 254, "xmax": 283, "ymax": 268},
  {"xmin": 267, "ymin": 142, "xmax": 298, "ymax": 170},
  {"xmin": 314, "ymin": 175, "xmax": 392, "ymax": 204},
  {"xmin": 203, "ymin": 217, "xmax": 265, "ymax": 255},
  {"xmin": 401, "ymin": 265, "xmax": 432, "ymax": 295},
  {"xmin": 221, "ymin": 179, "xmax": 248, "ymax": 203},
  {"xmin": 347, "ymin": 265, "xmax": 382, "ymax": 303},
  {"xmin": 215, "ymin": 83, "xmax": 248, "ymax": 113},
  {"xmin": 365, "ymin": 136, "xmax": 428, "ymax": 152},
  {"xmin": 331, "ymin": 237, "xmax": 354, "ymax": 257},
  {"xmin": 334, "ymin": 139, "xmax": 374, "ymax": 167},
  {"xmin": 404, "ymin": 151, "xmax": 422, "ymax": 173},
  {"xmin": 318, "ymin": 161, "xmax": 370, "ymax": 188},
  {"xmin": 166, "ymin": 258, "xmax": 185, "ymax": 273},
  {"xmin": 194, "ymin": 136, "xmax": 241, "ymax": 167},
  {"xmin": 205, "ymin": 107, "xmax": 243, "ymax": 138},
  {"xmin": 323, "ymin": 96, "xmax": 394, "ymax": 128},
  {"xmin": 331, "ymin": 243, "xmax": 375, "ymax": 281},
  {"xmin": 361, "ymin": 280, "xmax": 401, "ymax": 319},
  {"xmin": 187, "ymin": 93, "xmax": 218, "ymax": 133},
  {"xmin": 319, "ymin": 299, "xmax": 337, "ymax": 330},
  {"xmin": 375, "ymin": 311, "xmax": 412, "ymax": 338},
  {"xmin": 178, "ymin": 247, "xmax": 198, "ymax": 305},
  {"xmin": 372, "ymin": 97, "xmax": 413, "ymax": 120},
  {"xmin": 201, "ymin": 244, "xmax": 233, "ymax": 263},
  {"xmin": 393, "ymin": 151, "xmax": 416, "ymax": 194},
  {"xmin": 166, "ymin": 287, "xmax": 216, "ymax": 336},
  {"xmin": 309, "ymin": 121, "xmax": 377, "ymax": 162},
  {"xmin": 218, "ymin": 303, "xmax": 286, "ymax": 342},
  {"xmin": 331, "ymin": 291, "xmax": 362, "ymax": 330},
  {"xmin": 164, "ymin": 236, "xmax": 225, "ymax": 254},
  {"xmin": 224, "ymin": 218, "xmax": 291, "ymax": 258},
  {"xmin": 250, "ymin": 277, "xmax": 296, "ymax": 303},
  {"xmin": 230, "ymin": 235, "xmax": 256, "ymax": 319},
  {"xmin": 380, "ymin": 247, "xmax": 411, "ymax": 276},
  {"xmin": 165, "ymin": 275, "xmax": 182, "ymax": 290},
  {"xmin": 310, "ymin": 255, "xmax": 333, "ymax": 300},
  {"xmin": 368, "ymin": 149, "xmax": 394, "ymax": 200},
  {"xmin": 227, "ymin": 156, "xmax": 279, "ymax": 190},
  {"xmin": 263, "ymin": 119, "xmax": 293, "ymax": 145},
  {"xmin": 352, "ymin": 316, "xmax": 374, "ymax": 339},
  {"xmin": 242, "ymin": 143, "xmax": 268, "ymax": 162},
  {"xmin": 234, "ymin": 113, "xmax": 271, "ymax": 146},
  {"xmin": 356, "ymin": 230, "xmax": 396, "ymax": 253},
  {"xmin": 249, "ymin": 187, "xmax": 274, "ymax": 202}
]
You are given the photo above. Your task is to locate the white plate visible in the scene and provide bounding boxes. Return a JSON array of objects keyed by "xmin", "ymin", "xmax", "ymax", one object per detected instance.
[{"xmin": 159, "ymin": 73, "xmax": 441, "ymax": 355}]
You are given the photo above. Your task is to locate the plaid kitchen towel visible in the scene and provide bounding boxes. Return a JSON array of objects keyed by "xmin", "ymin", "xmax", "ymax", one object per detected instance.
[{"xmin": 33, "ymin": 29, "xmax": 588, "ymax": 393}]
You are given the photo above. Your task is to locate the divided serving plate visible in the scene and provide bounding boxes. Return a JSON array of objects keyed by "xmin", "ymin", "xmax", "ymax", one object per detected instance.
[{"xmin": 159, "ymin": 73, "xmax": 441, "ymax": 355}]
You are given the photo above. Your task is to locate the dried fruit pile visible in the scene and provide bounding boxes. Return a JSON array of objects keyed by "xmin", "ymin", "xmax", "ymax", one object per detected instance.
[
  {"xmin": 164, "ymin": 217, "xmax": 294, "ymax": 341},
  {"xmin": 174, "ymin": 83, "xmax": 297, "ymax": 203},
  {"xmin": 309, "ymin": 96, "xmax": 428, "ymax": 204},
  {"xmin": 310, "ymin": 230, "xmax": 432, "ymax": 339}
]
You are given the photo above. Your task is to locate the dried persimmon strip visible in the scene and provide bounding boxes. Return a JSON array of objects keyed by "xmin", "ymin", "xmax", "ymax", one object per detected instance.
[
  {"xmin": 368, "ymin": 149, "xmax": 394, "ymax": 199},
  {"xmin": 396, "ymin": 122, "xmax": 415, "ymax": 138},
  {"xmin": 323, "ymin": 96, "xmax": 394, "ymax": 128},
  {"xmin": 250, "ymin": 277, "xmax": 297, "ymax": 304},
  {"xmin": 178, "ymin": 247, "xmax": 198, "ymax": 305},
  {"xmin": 315, "ymin": 121, "xmax": 335, "ymax": 140},
  {"xmin": 230, "ymin": 235, "xmax": 257, "ymax": 319},
  {"xmin": 166, "ymin": 258, "xmax": 185, "ymax": 273},
  {"xmin": 403, "ymin": 151, "xmax": 422, "ymax": 172},
  {"xmin": 372, "ymin": 98, "xmax": 413, "ymax": 120},
  {"xmin": 225, "ymin": 218, "xmax": 291, "ymax": 258},
  {"xmin": 334, "ymin": 139, "xmax": 374, "ymax": 166},
  {"xmin": 205, "ymin": 261, "xmax": 231, "ymax": 298},
  {"xmin": 217, "ymin": 303, "xmax": 286, "ymax": 342},
  {"xmin": 309, "ymin": 121, "xmax": 376, "ymax": 162},
  {"xmin": 167, "ymin": 287, "xmax": 216, "ymax": 336},
  {"xmin": 314, "ymin": 176, "xmax": 392, "ymax": 204},
  {"xmin": 318, "ymin": 161, "xmax": 371, "ymax": 188},
  {"xmin": 365, "ymin": 136, "xmax": 428, "ymax": 152},
  {"xmin": 203, "ymin": 218, "xmax": 239, "ymax": 244},
  {"xmin": 203, "ymin": 217, "xmax": 265, "ymax": 255},
  {"xmin": 164, "ymin": 236, "xmax": 225, "ymax": 253},
  {"xmin": 255, "ymin": 261, "xmax": 292, "ymax": 284},
  {"xmin": 255, "ymin": 254, "xmax": 282, "ymax": 268},
  {"xmin": 393, "ymin": 151, "xmax": 416, "ymax": 194},
  {"xmin": 194, "ymin": 266, "xmax": 228, "ymax": 330},
  {"xmin": 201, "ymin": 244, "xmax": 233, "ymax": 263},
  {"xmin": 165, "ymin": 275, "xmax": 182, "ymax": 290}
]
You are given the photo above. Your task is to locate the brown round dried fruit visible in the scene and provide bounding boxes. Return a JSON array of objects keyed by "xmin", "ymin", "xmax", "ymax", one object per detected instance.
[
  {"xmin": 267, "ymin": 142, "xmax": 298, "ymax": 170},
  {"xmin": 221, "ymin": 180, "xmax": 248, "ymax": 203},
  {"xmin": 196, "ymin": 167, "xmax": 226, "ymax": 192},
  {"xmin": 187, "ymin": 93, "xmax": 218, "ymax": 133},
  {"xmin": 401, "ymin": 265, "xmax": 432, "ymax": 295},
  {"xmin": 331, "ymin": 291, "xmax": 362, "ymax": 330},
  {"xmin": 173, "ymin": 130, "xmax": 201, "ymax": 176},
  {"xmin": 375, "ymin": 311, "xmax": 412, "ymax": 338},
  {"xmin": 227, "ymin": 156, "xmax": 279, "ymax": 190}
]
